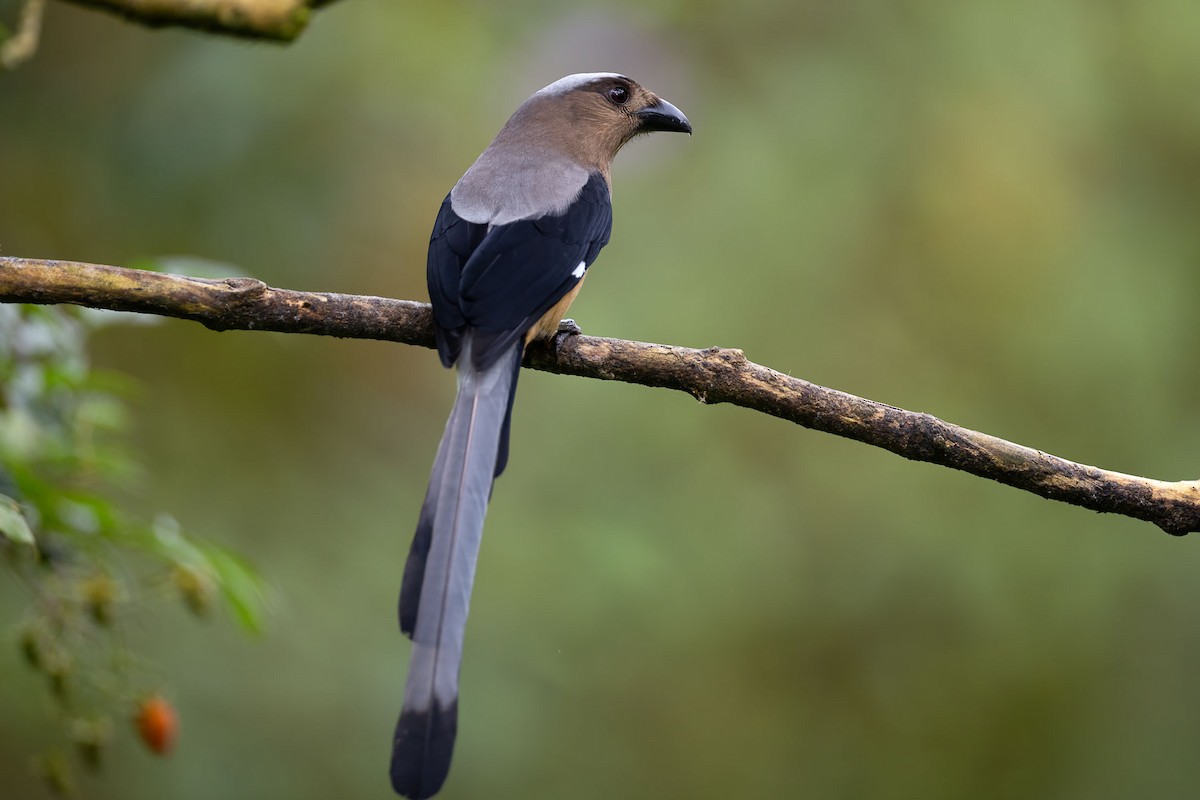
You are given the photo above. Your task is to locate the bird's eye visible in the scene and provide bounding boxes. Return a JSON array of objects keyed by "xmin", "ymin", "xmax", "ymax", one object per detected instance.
[{"xmin": 607, "ymin": 85, "xmax": 630, "ymax": 105}]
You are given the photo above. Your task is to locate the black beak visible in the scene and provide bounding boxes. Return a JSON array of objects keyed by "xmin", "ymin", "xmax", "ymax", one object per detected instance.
[{"xmin": 636, "ymin": 98, "xmax": 692, "ymax": 134}]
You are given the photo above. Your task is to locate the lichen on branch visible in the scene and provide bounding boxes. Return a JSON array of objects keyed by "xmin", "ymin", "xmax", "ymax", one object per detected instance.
[{"xmin": 60, "ymin": 0, "xmax": 315, "ymax": 41}]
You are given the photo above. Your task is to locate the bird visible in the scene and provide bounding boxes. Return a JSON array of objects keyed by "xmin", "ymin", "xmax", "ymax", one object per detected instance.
[{"xmin": 390, "ymin": 73, "xmax": 691, "ymax": 799}]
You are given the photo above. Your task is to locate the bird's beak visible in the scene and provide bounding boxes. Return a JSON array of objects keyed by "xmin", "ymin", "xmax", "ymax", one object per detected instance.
[{"xmin": 636, "ymin": 98, "xmax": 692, "ymax": 135}]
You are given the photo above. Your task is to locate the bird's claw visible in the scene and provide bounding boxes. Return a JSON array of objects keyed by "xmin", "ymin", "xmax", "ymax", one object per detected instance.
[{"xmin": 552, "ymin": 318, "xmax": 583, "ymax": 352}]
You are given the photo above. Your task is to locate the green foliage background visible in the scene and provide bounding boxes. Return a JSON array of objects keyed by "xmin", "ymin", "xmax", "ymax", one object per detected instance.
[{"xmin": 4, "ymin": 0, "xmax": 1200, "ymax": 797}]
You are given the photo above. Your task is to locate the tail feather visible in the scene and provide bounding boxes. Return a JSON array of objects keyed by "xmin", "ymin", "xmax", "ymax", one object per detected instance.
[
  {"xmin": 398, "ymin": 396, "xmax": 464, "ymax": 638},
  {"xmin": 492, "ymin": 347, "xmax": 523, "ymax": 479},
  {"xmin": 398, "ymin": 346, "xmax": 521, "ymax": 638},
  {"xmin": 391, "ymin": 339, "xmax": 520, "ymax": 799}
]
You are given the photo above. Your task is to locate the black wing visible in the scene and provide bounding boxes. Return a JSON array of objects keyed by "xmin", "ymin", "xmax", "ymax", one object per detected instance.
[
  {"xmin": 426, "ymin": 171, "xmax": 613, "ymax": 371},
  {"xmin": 426, "ymin": 196, "xmax": 488, "ymax": 368}
]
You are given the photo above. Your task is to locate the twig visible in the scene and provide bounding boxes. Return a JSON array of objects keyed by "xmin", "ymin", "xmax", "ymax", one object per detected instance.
[
  {"xmin": 2, "ymin": 255, "xmax": 1198, "ymax": 536},
  {"xmin": 59, "ymin": 0, "xmax": 312, "ymax": 41},
  {"xmin": 1, "ymin": 0, "xmax": 47, "ymax": 69}
]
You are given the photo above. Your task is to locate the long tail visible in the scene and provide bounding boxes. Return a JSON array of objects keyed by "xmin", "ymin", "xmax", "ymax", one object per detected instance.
[{"xmin": 391, "ymin": 340, "xmax": 521, "ymax": 799}]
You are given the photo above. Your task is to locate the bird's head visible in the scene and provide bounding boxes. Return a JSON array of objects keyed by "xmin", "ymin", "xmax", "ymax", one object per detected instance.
[{"xmin": 501, "ymin": 72, "xmax": 692, "ymax": 173}]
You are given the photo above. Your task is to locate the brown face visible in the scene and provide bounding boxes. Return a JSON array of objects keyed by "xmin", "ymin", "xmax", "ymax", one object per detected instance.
[
  {"xmin": 530, "ymin": 75, "xmax": 691, "ymax": 169},
  {"xmin": 576, "ymin": 75, "xmax": 692, "ymax": 141}
]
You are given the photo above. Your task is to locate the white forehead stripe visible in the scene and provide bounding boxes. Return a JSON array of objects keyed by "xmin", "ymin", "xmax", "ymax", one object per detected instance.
[{"xmin": 536, "ymin": 72, "xmax": 627, "ymax": 96}]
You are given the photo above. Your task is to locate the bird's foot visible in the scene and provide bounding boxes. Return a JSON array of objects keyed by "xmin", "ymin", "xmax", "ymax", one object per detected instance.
[{"xmin": 552, "ymin": 318, "xmax": 583, "ymax": 352}]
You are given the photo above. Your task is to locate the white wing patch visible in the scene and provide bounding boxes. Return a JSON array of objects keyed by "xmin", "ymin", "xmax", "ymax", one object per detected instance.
[{"xmin": 572, "ymin": 261, "xmax": 587, "ymax": 279}]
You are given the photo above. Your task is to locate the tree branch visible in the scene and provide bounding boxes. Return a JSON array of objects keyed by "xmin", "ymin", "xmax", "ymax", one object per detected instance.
[
  {"xmin": 58, "ymin": 0, "xmax": 313, "ymax": 41},
  {"xmin": 1, "ymin": 0, "xmax": 47, "ymax": 69},
  {"xmin": 3, "ymin": 256, "xmax": 1198, "ymax": 536}
]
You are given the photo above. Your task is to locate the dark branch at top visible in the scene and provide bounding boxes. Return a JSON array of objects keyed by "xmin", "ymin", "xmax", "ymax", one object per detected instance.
[
  {"xmin": 59, "ymin": 0, "xmax": 315, "ymax": 41},
  {"xmin": 2, "ymin": 255, "xmax": 1199, "ymax": 536}
]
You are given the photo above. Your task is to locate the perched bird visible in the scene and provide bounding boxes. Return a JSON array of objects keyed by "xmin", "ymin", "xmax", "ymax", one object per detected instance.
[{"xmin": 391, "ymin": 73, "xmax": 691, "ymax": 799}]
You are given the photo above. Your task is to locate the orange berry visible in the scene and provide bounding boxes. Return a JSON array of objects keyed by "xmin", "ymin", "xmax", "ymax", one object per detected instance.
[{"xmin": 134, "ymin": 695, "xmax": 178, "ymax": 755}]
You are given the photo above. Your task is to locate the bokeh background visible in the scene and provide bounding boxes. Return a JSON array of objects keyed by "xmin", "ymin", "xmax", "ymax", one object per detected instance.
[{"xmin": 4, "ymin": 0, "xmax": 1200, "ymax": 797}]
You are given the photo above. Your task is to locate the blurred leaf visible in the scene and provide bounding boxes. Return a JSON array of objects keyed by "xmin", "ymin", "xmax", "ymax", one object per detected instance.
[
  {"xmin": 150, "ymin": 514, "xmax": 269, "ymax": 632},
  {"xmin": 0, "ymin": 492, "xmax": 34, "ymax": 545},
  {"xmin": 35, "ymin": 749, "xmax": 76, "ymax": 797},
  {"xmin": 2, "ymin": 305, "xmax": 268, "ymax": 786},
  {"xmin": 147, "ymin": 513, "xmax": 207, "ymax": 566},
  {"xmin": 69, "ymin": 716, "xmax": 112, "ymax": 772},
  {"xmin": 202, "ymin": 542, "xmax": 270, "ymax": 634}
]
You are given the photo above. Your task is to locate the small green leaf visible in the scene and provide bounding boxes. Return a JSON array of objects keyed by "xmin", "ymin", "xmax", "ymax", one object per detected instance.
[
  {"xmin": 203, "ymin": 543, "xmax": 270, "ymax": 635},
  {"xmin": 147, "ymin": 515, "xmax": 269, "ymax": 633},
  {"xmin": 0, "ymin": 493, "xmax": 35, "ymax": 545},
  {"xmin": 147, "ymin": 514, "xmax": 207, "ymax": 566}
]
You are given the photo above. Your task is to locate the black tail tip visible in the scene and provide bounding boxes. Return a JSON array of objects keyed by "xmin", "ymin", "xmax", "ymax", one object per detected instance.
[{"xmin": 390, "ymin": 703, "xmax": 458, "ymax": 798}]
